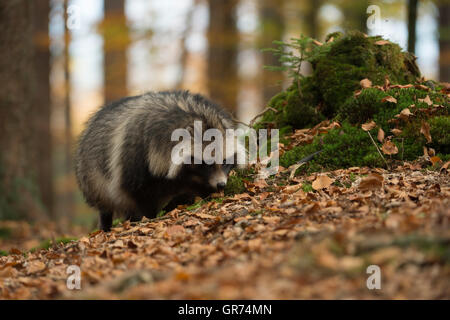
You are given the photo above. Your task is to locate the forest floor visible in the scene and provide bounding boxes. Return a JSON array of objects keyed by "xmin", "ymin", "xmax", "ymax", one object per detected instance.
[{"xmin": 1, "ymin": 158, "xmax": 449, "ymax": 299}]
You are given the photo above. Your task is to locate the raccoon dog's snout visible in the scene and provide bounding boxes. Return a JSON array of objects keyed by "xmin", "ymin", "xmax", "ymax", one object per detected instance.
[
  {"xmin": 217, "ymin": 182, "xmax": 226, "ymax": 190},
  {"xmin": 75, "ymin": 90, "xmax": 242, "ymax": 232},
  {"xmin": 208, "ymin": 168, "xmax": 228, "ymax": 191}
]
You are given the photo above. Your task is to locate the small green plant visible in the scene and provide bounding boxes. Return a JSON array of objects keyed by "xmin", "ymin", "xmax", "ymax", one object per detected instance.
[
  {"xmin": 263, "ymin": 35, "xmax": 326, "ymax": 92},
  {"xmin": 30, "ymin": 237, "xmax": 77, "ymax": 252},
  {"xmin": 302, "ymin": 182, "xmax": 314, "ymax": 193},
  {"xmin": 0, "ymin": 250, "xmax": 8, "ymax": 256},
  {"xmin": 112, "ymin": 218, "xmax": 123, "ymax": 227},
  {"xmin": 0, "ymin": 227, "xmax": 12, "ymax": 239},
  {"xmin": 156, "ymin": 210, "xmax": 166, "ymax": 217}
]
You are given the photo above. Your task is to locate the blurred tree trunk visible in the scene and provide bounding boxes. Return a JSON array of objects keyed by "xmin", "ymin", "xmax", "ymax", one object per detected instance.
[
  {"xmin": 306, "ymin": 0, "xmax": 320, "ymax": 40},
  {"xmin": 207, "ymin": 0, "xmax": 239, "ymax": 111},
  {"xmin": 438, "ymin": 0, "xmax": 450, "ymax": 82},
  {"xmin": 176, "ymin": 1, "xmax": 197, "ymax": 89},
  {"xmin": 103, "ymin": 0, "xmax": 128, "ymax": 103},
  {"xmin": 63, "ymin": 0, "xmax": 74, "ymax": 220},
  {"xmin": 260, "ymin": 0, "xmax": 285, "ymax": 104},
  {"xmin": 32, "ymin": 0, "xmax": 53, "ymax": 217},
  {"xmin": 340, "ymin": 0, "xmax": 369, "ymax": 34},
  {"xmin": 407, "ymin": 0, "xmax": 418, "ymax": 54},
  {"xmin": 0, "ymin": 1, "xmax": 46, "ymax": 220}
]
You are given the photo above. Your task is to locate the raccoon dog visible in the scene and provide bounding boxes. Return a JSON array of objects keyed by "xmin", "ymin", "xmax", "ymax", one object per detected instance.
[{"xmin": 75, "ymin": 91, "xmax": 241, "ymax": 231}]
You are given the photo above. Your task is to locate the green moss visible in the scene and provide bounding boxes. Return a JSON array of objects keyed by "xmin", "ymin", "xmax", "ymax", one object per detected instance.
[
  {"xmin": 429, "ymin": 116, "xmax": 450, "ymax": 154},
  {"xmin": 186, "ymin": 198, "xmax": 223, "ymax": 211},
  {"xmin": 258, "ymin": 31, "xmax": 448, "ymax": 171},
  {"xmin": 339, "ymin": 87, "xmax": 449, "ymax": 159},
  {"xmin": 224, "ymin": 174, "xmax": 246, "ymax": 196},
  {"xmin": 258, "ymin": 82, "xmax": 324, "ymax": 129},
  {"xmin": 280, "ymin": 122, "xmax": 385, "ymax": 171},
  {"xmin": 259, "ymin": 31, "xmax": 421, "ymax": 130},
  {"xmin": 302, "ymin": 182, "xmax": 314, "ymax": 192},
  {"xmin": 0, "ymin": 227, "xmax": 12, "ymax": 239},
  {"xmin": 224, "ymin": 168, "xmax": 252, "ymax": 196},
  {"xmin": 313, "ymin": 33, "xmax": 419, "ymax": 118},
  {"xmin": 340, "ymin": 87, "xmax": 448, "ymax": 125},
  {"xmin": 0, "ymin": 250, "xmax": 8, "ymax": 256},
  {"xmin": 112, "ymin": 218, "xmax": 123, "ymax": 227},
  {"xmin": 30, "ymin": 237, "xmax": 77, "ymax": 252}
]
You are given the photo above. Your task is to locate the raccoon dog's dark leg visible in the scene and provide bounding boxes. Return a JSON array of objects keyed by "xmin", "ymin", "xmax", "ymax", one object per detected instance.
[
  {"xmin": 126, "ymin": 212, "xmax": 143, "ymax": 222},
  {"xmin": 164, "ymin": 194, "xmax": 197, "ymax": 212},
  {"xmin": 99, "ymin": 211, "xmax": 113, "ymax": 232}
]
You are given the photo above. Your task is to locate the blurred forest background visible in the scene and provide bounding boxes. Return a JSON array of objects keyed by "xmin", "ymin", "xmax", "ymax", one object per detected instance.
[{"xmin": 0, "ymin": 0, "xmax": 449, "ymax": 231}]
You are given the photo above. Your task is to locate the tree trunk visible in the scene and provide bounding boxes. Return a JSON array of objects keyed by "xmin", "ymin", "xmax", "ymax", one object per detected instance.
[
  {"xmin": 32, "ymin": 0, "xmax": 53, "ymax": 217},
  {"xmin": 306, "ymin": 0, "xmax": 320, "ymax": 40},
  {"xmin": 0, "ymin": 0, "xmax": 46, "ymax": 220},
  {"xmin": 63, "ymin": 0, "xmax": 74, "ymax": 220},
  {"xmin": 407, "ymin": 0, "xmax": 418, "ymax": 54},
  {"xmin": 207, "ymin": 0, "xmax": 239, "ymax": 111},
  {"xmin": 260, "ymin": 0, "xmax": 285, "ymax": 104},
  {"xmin": 438, "ymin": 1, "xmax": 450, "ymax": 82},
  {"xmin": 103, "ymin": 0, "xmax": 128, "ymax": 103},
  {"xmin": 340, "ymin": 0, "xmax": 369, "ymax": 34}
]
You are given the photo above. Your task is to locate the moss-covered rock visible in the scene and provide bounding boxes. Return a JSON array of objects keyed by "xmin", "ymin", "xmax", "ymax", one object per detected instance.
[
  {"xmin": 257, "ymin": 80, "xmax": 324, "ymax": 130},
  {"xmin": 312, "ymin": 32, "xmax": 419, "ymax": 117},
  {"xmin": 339, "ymin": 87, "xmax": 449, "ymax": 125},
  {"xmin": 258, "ymin": 31, "xmax": 421, "ymax": 130},
  {"xmin": 257, "ymin": 31, "xmax": 448, "ymax": 172}
]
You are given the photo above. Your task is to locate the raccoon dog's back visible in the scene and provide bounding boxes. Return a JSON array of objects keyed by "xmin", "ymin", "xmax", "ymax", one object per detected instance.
[{"xmin": 75, "ymin": 91, "xmax": 235, "ymax": 230}]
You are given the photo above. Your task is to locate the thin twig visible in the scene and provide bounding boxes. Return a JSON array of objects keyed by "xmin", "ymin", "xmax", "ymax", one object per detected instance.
[
  {"xmin": 249, "ymin": 107, "xmax": 279, "ymax": 127},
  {"xmin": 367, "ymin": 131, "xmax": 390, "ymax": 169},
  {"xmin": 232, "ymin": 117, "xmax": 251, "ymax": 128}
]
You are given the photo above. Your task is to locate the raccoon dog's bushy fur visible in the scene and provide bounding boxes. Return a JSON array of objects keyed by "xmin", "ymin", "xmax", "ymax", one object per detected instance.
[{"xmin": 75, "ymin": 91, "xmax": 238, "ymax": 231}]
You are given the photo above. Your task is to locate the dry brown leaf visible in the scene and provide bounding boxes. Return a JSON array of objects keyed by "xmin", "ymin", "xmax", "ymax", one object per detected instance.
[
  {"xmin": 361, "ymin": 120, "xmax": 376, "ymax": 131},
  {"xmin": 377, "ymin": 128, "xmax": 385, "ymax": 143},
  {"xmin": 375, "ymin": 40, "xmax": 390, "ymax": 45},
  {"xmin": 396, "ymin": 108, "xmax": 413, "ymax": 120},
  {"xmin": 381, "ymin": 96, "xmax": 397, "ymax": 103},
  {"xmin": 430, "ymin": 156, "xmax": 441, "ymax": 165},
  {"xmin": 27, "ymin": 261, "xmax": 46, "ymax": 274},
  {"xmin": 312, "ymin": 175, "xmax": 334, "ymax": 190},
  {"xmin": 384, "ymin": 76, "xmax": 390, "ymax": 89},
  {"xmin": 415, "ymin": 84, "xmax": 430, "ymax": 91},
  {"xmin": 253, "ymin": 179, "xmax": 269, "ymax": 188},
  {"xmin": 390, "ymin": 84, "xmax": 413, "ymax": 89},
  {"xmin": 391, "ymin": 128, "xmax": 402, "ymax": 136},
  {"xmin": 382, "ymin": 140, "xmax": 398, "ymax": 155},
  {"xmin": 196, "ymin": 212, "xmax": 217, "ymax": 220},
  {"xmin": 418, "ymin": 95, "xmax": 433, "ymax": 106},
  {"xmin": 166, "ymin": 225, "xmax": 185, "ymax": 237},
  {"xmin": 441, "ymin": 161, "xmax": 450, "ymax": 171},
  {"xmin": 358, "ymin": 173, "xmax": 384, "ymax": 191},
  {"xmin": 420, "ymin": 121, "xmax": 432, "ymax": 143},
  {"xmin": 360, "ymin": 78, "xmax": 372, "ymax": 88},
  {"xmin": 428, "ymin": 148, "xmax": 435, "ymax": 156}
]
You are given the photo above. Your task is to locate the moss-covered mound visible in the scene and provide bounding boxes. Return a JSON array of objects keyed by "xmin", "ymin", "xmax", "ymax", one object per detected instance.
[
  {"xmin": 256, "ymin": 31, "xmax": 449, "ymax": 173},
  {"xmin": 258, "ymin": 31, "xmax": 421, "ymax": 130},
  {"xmin": 279, "ymin": 87, "xmax": 449, "ymax": 172}
]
